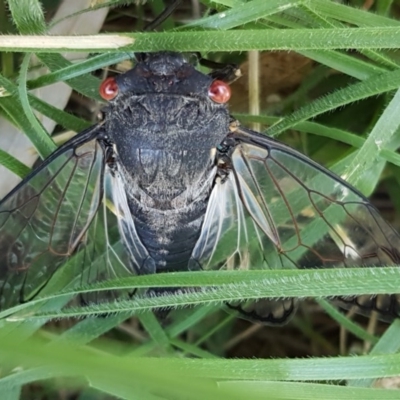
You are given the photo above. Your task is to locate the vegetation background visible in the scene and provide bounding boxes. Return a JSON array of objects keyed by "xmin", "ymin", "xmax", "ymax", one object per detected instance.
[{"xmin": 1, "ymin": 0, "xmax": 400, "ymax": 399}]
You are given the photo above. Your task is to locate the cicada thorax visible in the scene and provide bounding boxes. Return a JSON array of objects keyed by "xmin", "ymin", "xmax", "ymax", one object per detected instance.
[{"xmin": 104, "ymin": 53, "xmax": 231, "ymax": 272}]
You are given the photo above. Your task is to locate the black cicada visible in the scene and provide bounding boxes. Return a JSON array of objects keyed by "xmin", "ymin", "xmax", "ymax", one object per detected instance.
[{"xmin": 1, "ymin": 51, "xmax": 400, "ymax": 324}]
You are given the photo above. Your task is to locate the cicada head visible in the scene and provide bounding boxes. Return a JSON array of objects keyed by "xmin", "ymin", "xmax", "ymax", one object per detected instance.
[{"xmin": 100, "ymin": 52, "xmax": 232, "ymax": 175}]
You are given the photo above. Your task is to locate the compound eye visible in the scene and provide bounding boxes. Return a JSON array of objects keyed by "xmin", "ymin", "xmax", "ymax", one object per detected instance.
[
  {"xmin": 208, "ymin": 80, "xmax": 231, "ymax": 104},
  {"xmin": 99, "ymin": 77, "xmax": 119, "ymax": 100}
]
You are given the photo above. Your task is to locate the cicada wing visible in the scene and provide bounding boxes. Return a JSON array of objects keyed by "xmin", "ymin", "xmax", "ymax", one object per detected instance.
[
  {"xmin": 73, "ymin": 169, "xmax": 137, "ymax": 307},
  {"xmin": 80, "ymin": 159, "xmax": 151, "ymax": 305},
  {"xmin": 0, "ymin": 126, "xmax": 135, "ymax": 310},
  {"xmin": 193, "ymin": 127, "xmax": 400, "ymax": 324},
  {"xmin": 191, "ymin": 166, "xmax": 298, "ymax": 325}
]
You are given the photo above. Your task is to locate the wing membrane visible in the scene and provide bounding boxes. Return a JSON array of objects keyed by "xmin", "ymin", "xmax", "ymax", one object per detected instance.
[
  {"xmin": 0, "ymin": 127, "xmax": 135, "ymax": 310},
  {"xmin": 194, "ymin": 128, "xmax": 400, "ymax": 323},
  {"xmin": 192, "ymin": 163, "xmax": 298, "ymax": 324}
]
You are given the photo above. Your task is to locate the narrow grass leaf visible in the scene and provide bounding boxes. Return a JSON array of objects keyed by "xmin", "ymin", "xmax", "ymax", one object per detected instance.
[
  {"xmin": 343, "ymin": 89, "xmax": 400, "ymax": 187},
  {"xmin": 18, "ymin": 54, "xmax": 56, "ymax": 157}
]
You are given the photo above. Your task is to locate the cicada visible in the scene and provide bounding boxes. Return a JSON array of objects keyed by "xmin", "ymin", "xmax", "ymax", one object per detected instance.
[{"xmin": 1, "ymin": 51, "xmax": 400, "ymax": 324}]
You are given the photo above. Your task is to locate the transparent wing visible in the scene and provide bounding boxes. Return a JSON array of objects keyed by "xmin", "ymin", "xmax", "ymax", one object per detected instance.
[
  {"xmin": 193, "ymin": 128, "xmax": 400, "ymax": 324},
  {"xmin": 80, "ymin": 158, "xmax": 151, "ymax": 305},
  {"xmin": 0, "ymin": 126, "xmax": 137, "ymax": 310}
]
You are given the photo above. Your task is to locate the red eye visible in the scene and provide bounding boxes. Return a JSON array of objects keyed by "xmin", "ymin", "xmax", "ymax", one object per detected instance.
[
  {"xmin": 99, "ymin": 77, "xmax": 119, "ymax": 100},
  {"xmin": 208, "ymin": 80, "xmax": 231, "ymax": 104}
]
